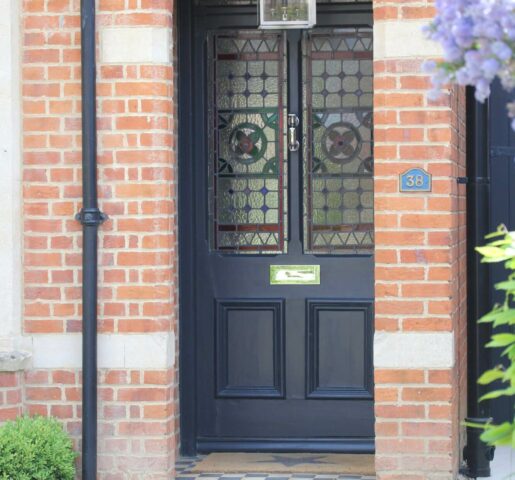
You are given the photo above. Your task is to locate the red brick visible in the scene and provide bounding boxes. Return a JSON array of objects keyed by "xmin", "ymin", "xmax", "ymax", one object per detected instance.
[
  {"xmin": 402, "ymin": 387, "xmax": 452, "ymax": 402},
  {"xmin": 26, "ymin": 387, "xmax": 62, "ymax": 401},
  {"xmin": 376, "ymin": 370, "xmax": 425, "ymax": 384}
]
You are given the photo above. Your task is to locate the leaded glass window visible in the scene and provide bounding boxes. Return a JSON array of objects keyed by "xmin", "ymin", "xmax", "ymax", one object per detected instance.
[
  {"xmin": 208, "ymin": 31, "xmax": 288, "ymax": 253},
  {"xmin": 303, "ymin": 29, "xmax": 374, "ymax": 254}
]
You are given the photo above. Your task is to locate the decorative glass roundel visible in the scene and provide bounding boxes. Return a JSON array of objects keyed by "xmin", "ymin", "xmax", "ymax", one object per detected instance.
[
  {"xmin": 321, "ymin": 122, "xmax": 362, "ymax": 164},
  {"xmin": 230, "ymin": 123, "xmax": 268, "ymax": 164}
]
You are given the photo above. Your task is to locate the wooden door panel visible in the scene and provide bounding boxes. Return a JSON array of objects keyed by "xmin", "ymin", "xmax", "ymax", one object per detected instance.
[
  {"xmin": 306, "ymin": 300, "xmax": 373, "ymax": 399},
  {"xmin": 216, "ymin": 299, "xmax": 285, "ymax": 398}
]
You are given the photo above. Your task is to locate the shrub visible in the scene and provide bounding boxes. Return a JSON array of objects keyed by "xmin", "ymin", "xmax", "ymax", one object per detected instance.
[
  {"xmin": 473, "ymin": 225, "xmax": 515, "ymax": 447},
  {"xmin": 0, "ymin": 416, "xmax": 76, "ymax": 480}
]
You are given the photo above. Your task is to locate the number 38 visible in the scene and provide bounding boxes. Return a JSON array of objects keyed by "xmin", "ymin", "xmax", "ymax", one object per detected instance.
[{"xmin": 406, "ymin": 175, "xmax": 424, "ymax": 187}]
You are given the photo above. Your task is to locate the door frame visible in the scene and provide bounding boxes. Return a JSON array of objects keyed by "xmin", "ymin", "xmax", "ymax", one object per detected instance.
[
  {"xmin": 177, "ymin": 0, "xmax": 196, "ymax": 456},
  {"xmin": 177, "ymin": 0, "xmax": 375, "ymax": 456}
]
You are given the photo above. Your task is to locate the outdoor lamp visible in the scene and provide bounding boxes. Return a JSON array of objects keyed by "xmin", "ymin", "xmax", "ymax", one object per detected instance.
[{"xmin": 259, "ymin": 0, "xmax": 316, "ymax": 29}]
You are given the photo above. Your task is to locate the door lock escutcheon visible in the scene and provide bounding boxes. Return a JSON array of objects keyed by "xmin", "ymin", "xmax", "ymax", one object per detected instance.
[{"xmin": 288, "ymin": 113, "xmax": 300, "ymax": 152}]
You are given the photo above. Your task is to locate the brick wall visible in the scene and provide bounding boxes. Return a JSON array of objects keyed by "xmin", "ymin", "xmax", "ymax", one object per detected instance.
[
  {"xmin": 0, "ymin": 0, "xmax": 470, "ymax": 479},
  {"xmin": 20, "ymin": 0, "xmax": 178, "ymax": 477},
  {"xmin": 0, "ymin": 372, "xmax": 23, "ymax": 422},
  {"xmin": 24, "ymin": 368, "xmax": 175, "ymax": 477},
  {"xmin": 373, "ymin": 1, "xmax": 467, "ymax": 479}
]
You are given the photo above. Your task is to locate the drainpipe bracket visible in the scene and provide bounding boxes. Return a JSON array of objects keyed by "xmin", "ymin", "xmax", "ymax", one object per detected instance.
[{"xmin": 75, "ymin": 208, "xmax": 108, "ymax": 227}]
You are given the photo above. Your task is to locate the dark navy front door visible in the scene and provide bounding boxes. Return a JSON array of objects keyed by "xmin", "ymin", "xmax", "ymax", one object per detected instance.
[{"xmin": 183, "ymin": 0, "xmax": 374, "ymax": 453}]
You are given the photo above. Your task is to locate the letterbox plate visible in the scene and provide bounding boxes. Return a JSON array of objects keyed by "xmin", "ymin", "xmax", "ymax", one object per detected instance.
[{"xmin": 270, "ymin": 265, "xmax": 320, "ymax": 285}]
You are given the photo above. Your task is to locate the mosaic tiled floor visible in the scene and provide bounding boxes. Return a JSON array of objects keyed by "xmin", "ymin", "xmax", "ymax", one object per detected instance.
[{"xmin": 176, "ymin": 455, "xmax": 376, "ymax": 480}]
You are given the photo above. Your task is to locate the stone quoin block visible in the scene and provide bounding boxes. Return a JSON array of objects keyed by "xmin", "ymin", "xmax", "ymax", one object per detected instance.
[{"xmin": 101, "ymin": 27, "xmax": 171, "ymax": 64}]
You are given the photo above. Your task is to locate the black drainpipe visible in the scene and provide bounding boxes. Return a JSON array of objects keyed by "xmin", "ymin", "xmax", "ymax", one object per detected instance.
[
  {"xmin": 461, "ymin": 87, "xmax": 495, "ymax": 478},
  {"xmin": 76, "ymin": 0, "xmax": 107, "ymax": 478}
]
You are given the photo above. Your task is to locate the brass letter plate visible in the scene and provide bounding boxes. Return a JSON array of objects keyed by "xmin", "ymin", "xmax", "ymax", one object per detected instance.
[{"xmin": 270, "ymin": 265, "xmax": 320, "ymax": 285}]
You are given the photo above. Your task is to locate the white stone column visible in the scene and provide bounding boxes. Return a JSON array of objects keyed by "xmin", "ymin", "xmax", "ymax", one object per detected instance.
[{"xmin": 0, "ymin": 0, "xmax": 23, "ymax": 352}]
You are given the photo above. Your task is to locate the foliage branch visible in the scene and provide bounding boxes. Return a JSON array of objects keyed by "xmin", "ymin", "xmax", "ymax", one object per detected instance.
[{"xmin": 471, "ymin": 225, "xmax": 515, "ymax": 447}]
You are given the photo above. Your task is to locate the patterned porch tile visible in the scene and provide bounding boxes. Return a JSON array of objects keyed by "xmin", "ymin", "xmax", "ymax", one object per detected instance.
[{"xmin": 175, "ymin": 457, "xmax": 376, "ymax": 480}]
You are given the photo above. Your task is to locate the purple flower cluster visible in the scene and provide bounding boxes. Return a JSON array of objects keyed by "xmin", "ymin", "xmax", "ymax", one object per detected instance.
[{"xmin": 424, "ymin": 0, "xmax": 515, "ymax": 128}]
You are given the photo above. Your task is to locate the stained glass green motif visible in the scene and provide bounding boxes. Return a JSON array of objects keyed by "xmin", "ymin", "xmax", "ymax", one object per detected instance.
[
  {"xmin": 208, "ymin": 31, "xmax": 287, "ymax": 253},
  {"xmin": 303, "ymin": 29, "xmax": 374, "ymax": 254}
]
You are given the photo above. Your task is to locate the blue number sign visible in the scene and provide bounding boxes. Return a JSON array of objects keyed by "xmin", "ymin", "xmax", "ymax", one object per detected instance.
[{"xmin": 399, "ymin": 168, "xmax": 432, "ymax": 193}]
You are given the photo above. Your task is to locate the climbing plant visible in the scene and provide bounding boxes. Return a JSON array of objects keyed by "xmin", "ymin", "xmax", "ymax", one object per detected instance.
[{"xmin": 472, "ymin": 225, "xmax": 515, "ymax": 447}]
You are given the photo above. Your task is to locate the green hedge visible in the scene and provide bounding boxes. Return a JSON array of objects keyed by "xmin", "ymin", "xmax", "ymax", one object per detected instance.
[{"xmin": 0, "ymin": 416, "xmax": 76, "ymax": 480}]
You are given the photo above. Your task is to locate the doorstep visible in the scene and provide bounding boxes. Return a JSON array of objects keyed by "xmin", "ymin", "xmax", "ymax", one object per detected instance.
[{"xmin": 175, "ymin": 454, "xmax": 376, "ymax": 480}]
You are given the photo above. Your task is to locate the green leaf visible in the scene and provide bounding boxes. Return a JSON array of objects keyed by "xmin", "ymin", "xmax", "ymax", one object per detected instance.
[
  {"xmin": 502, "ymin": 364, "xmax": 515, "ymax": 381},
  {"xmin": 476, "ymin": 246, "xmax": 510, "ymax": 258},
  {"xmin": 481, "ymin": 256, "xmax": 512, "ymax": 264},
  {"xmin": 478, "ymin": 307, "xmax": 504, "ymax": 323},
  {"xmin": 485, "ymin": 226, "xmax": 508, "ymax": 239},
  {"xmin": 486, "ymin": 333, "xmax": 515, "ymax": 348},
  {"xmin": 480, "ymin": 422, "xmax": 513, "ymax": 445},
  {"xmin": 478, "ymin": 368, "xmax": 505, "ymax": 385},
  {"xmin": 480, "ymin": 386, "xmax": 515, "ymax": 401},
  {"xmin": 495, "ymin": 280, "xmax": 515, "ymax": 291},
  {"xmin": 479, "ymin": 308, "xmax": 515, "ymax": 327},
  {"xmin": 488, "ymin": 238, "xmax": 513, "ymax": 247}
]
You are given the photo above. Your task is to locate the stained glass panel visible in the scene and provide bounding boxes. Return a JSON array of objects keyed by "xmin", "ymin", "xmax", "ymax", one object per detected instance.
[
  {"xmin": 208, "ymin": 31, "xmax": 287, "ymax": 253},
  {"xmin": 303, "ymin": 29, "xmax": 374, "ymax": 254}
]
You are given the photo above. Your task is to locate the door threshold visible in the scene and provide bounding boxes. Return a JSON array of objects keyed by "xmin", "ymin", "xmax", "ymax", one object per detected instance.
[
  {"xmin": 175, "ymin": 453, "xmax": 376, "ymax": 479},
  {"xmin": 197, "ymin": 438, "xmax": 375, "ymax": 454}
]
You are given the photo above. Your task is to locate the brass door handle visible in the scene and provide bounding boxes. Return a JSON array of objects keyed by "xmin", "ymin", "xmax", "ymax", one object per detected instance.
[{"xmin": 288, "ymin": 113, "xmax": 300, "ymax": 152}]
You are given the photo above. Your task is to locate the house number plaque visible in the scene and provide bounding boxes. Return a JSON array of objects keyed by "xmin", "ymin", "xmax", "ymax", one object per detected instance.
[
  {"xmin": 270, "ymin": 265, "xmax": 320, "ymax": 285},
  {"xmin": 399, "ymin": 168, "xmax": 432, "ymax": 193}
]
